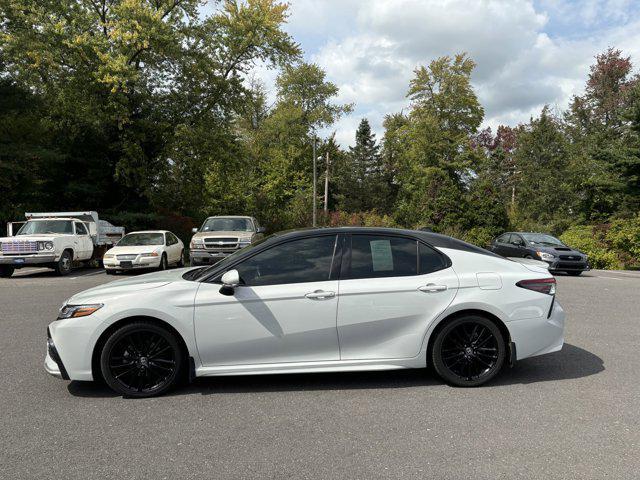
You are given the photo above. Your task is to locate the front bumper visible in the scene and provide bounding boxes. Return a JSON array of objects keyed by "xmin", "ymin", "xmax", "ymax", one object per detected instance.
[
  {"xmin": 0, "ymin": 254, "xmax": 56, "ymax": 266},
  {"xmin": 543, "ymin": 258, "xmax": 590, "ymax": 272},
  {"xmin": 190, "ymin": 249, "xmax": 236, "ymax": 265},
  {"xmin": 45, "ymin": 329, "xmax": 69, "ymax": 380},
  {"xmin": 103, "ymin": 256, "xmax": 161, "ymax": 270}
]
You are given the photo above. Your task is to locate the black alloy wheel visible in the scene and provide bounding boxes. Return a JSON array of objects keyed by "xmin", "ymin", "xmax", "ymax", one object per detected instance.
[
  {"xmin": 432, "ymin": 316, "xmax": 505, "ymax": 387},
  {"xmin": 100, "ymin": 322, "xmax": 183, "ymax": 398}
]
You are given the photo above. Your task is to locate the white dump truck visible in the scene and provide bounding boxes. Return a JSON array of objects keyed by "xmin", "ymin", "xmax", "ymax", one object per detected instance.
[{"xmin": 0, "ymin": 211, "xmax": 124, "ymax": 277}]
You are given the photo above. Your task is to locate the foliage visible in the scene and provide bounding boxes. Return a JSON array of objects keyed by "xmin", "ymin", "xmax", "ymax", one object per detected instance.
[{"xmin": 560, "ymin": 225, "xmax": 622, "ymax": 269}]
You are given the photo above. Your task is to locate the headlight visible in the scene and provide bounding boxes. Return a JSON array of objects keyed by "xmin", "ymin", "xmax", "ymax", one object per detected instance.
[
  {"xmin": 190, "ymin": 240, "xmax": 204, "ymax": 249},
  {"xmin": 45, "ymin": 241, "xmax": 54, "ymax": 250},
  {"xmin": 57, "ymin": 304, "xmax": 103, "ymax": 319},
  {"xmin": 140, "ymin": 252, "xmax": 159, "ymax": 257},
  {"xmin": 536, "ymin": 251, "xmax": 555, "ymax": 261},
  {"xmin": 238, "ymin": 239, "xmax": 252, "ymax": 246},
  {"xmin": 103, "ymin": 253, "xmax": 114, "ymax": 259}
]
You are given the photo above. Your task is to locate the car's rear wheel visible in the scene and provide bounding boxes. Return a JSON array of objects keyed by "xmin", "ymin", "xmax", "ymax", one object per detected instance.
[
  {"xmin": 0, "ymin": 266, "xmax": 15, "ymax": 278},
  {"xmin": 432, "ymin": 315, "xmax": 505, "ymax": 387},
  {"xmin": 100, "ymin": 321, "xmax": 183, "ymax": 398}
]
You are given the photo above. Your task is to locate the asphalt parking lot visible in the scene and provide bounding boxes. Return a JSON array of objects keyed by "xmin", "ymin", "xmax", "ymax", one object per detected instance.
[{"xmin": 1, "ymin": 267, "xmax": 639, "ymax": 479}]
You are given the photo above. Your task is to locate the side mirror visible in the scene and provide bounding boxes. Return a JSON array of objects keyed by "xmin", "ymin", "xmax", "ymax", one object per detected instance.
[
  {"xmin": 257, "ymin": 226, "xmax": 266, "ymax": 234},
  {"xmin": 219, "ymin": 269, "xmax": 240, "ymax": 296},
  {"xmin": 192, "ymin": 227, "xmax": 198, "ymax": 233}
]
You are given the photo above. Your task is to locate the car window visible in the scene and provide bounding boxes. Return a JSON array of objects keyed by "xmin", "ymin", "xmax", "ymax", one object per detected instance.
[
  {"xmin": 419, "ymin": 243, "xmax": 447, "ymax": 274},
  {"xmin": 235, "ymin": 235, "xmax": 337, "ymax": 286},
  {"xmin": 496, "ymin": 234, "xmax": 509, "ymax": 243},
  {"xmin": 75, "ymin": 222, "xmax": 88, "ymax": 235},
  {"xmin": 511, "ymin": 234, "xmax": 524, "ymax": 245},
  {"xmin": 348, "ymin": 235, "xmax": 417, "ymax": 279}
]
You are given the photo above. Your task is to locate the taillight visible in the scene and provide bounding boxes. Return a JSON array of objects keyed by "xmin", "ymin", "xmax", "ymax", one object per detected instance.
[{"xmin": 516, "ymin": 278, "xmax": 556, "ymax": 295}]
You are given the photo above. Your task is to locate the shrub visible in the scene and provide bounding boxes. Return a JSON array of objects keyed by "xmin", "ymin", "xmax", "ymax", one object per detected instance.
[
  {"xmin": 560, "ymin": 225, "xmax": 621, "ymax": 269},
  {"xmin": 606, "ymin": 216, "xmax": 640, "ymax": 268}
]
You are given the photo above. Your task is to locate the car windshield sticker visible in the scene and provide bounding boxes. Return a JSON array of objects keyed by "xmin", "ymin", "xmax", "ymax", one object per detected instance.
[{"xmin": 370, "ymin": 239, "xmax": 393, "ymax": 271}]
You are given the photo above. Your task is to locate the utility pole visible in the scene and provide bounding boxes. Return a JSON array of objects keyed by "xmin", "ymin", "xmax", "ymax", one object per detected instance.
[
  {"xmin": 312, "ymin": 136, "xmax": 317, "ymax": 227},
  {"xmin": 324, "ymin": 151, "xmax": 330, "ymax": 213}
]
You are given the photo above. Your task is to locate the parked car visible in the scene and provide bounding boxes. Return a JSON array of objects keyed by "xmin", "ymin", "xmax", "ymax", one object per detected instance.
[
  {"xmin": 490, "ymin": 232, "xmax": 589, "ymax": 275},
  {"xmin": 189, "ymin": 216, "xmax": 265, "ymax": 266},
  {"xmin": 45, "ymin": 227, "xmax": 565, "ymax": 398},
  {"xmin": 0, "ymin": 211, "xmax": 124, "ymax": 277},
  {"xmin": 103, "ymin": 231, "xmax": 184, "ymax": 274}
]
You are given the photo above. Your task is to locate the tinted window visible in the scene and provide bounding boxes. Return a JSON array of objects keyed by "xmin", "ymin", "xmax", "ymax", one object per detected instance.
[
  {"xmin": 235, "ymin": 235, "xmax": 337, "ymax": 286},
  {"xmin": 496, "ymin": 234, "xmax": 509, "ymax": 243},
  {"xmin": 75, "ymin": 223, "xmax": 88, "ymax": 235},
  {"xmin": 419, "ymin": 243, "xmax": 447, "ymax": 274},
  {"xmin": 349, "ymin": 235, "xmax": 417, "ymax": 279}
]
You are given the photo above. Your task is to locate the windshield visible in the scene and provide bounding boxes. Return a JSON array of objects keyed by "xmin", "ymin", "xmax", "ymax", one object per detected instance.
[
  {"xmin": 189, "ymin": 235, "xmax": 274, "ymax": 281},
  {"xmin": 118, "ymin": 233, "xmax": 164, "ymax": 246},
  {"xmin": 201, "ymin": 217, "xmax": 253, "ymax": 232},
  {"xmin": 521, "ymin": 233, "xmax": 564, "ymax": 246},
  {"xmin": 17, "ymin": 220, "xmax": 73, "ymax": 235}
]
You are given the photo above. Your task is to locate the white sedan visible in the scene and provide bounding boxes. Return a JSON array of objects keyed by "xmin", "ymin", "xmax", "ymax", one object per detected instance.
[
  {"xmin": 45, "ymin": 227, "xmax": 565, "ymax": 397},
  {"xmin": 102, "ymin": 231, "xmax": 184, "ymax": 273}
]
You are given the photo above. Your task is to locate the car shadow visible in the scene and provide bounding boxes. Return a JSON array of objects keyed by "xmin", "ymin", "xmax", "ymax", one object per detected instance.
[
  {"xmin": 66, "ymin": 343, "xmax": 603, "ymax": 398},
  {"xmin": 9, "ymin": 267, "xmax": 104, "ymax": 279}
]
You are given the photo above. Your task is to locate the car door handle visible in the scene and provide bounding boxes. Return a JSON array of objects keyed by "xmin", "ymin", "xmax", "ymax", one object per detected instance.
[
  {"xmin": 305, "ymin": 290, "xmax": 335, "ymax": 299},
  {"xmin": 418, "ymin": 284, "xmax": 447, "ymax": 293}
]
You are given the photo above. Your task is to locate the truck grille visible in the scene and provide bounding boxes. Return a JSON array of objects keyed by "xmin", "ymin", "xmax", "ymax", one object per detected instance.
[
  {"xmin": 204, "ymin": 237, "xmax": 239, "ymax": 250},
  {"xmin": 1, "ymin": 241, "xmax": 38, "ymax": 254}
]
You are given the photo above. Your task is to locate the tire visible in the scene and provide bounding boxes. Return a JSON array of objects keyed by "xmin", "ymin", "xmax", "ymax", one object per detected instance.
[
  {"xmin": 55, "ymin": 250, "xmax": 73, "ymax": 276},
  {"xmin": 566, "ymin": 271, "xmax": 582, "ymax": 276},
  {"xmin": 431, "ymin": 315, "xmax": 506, "ymax": 387},
  {"xmin": 0, "ymin": 266, "xmax": 15, "ymax": 278},
  {"xmin": 177, "ymin": 250, "xmax": 184, "ymax": 268},
  {"xmin": 100, "ymin": 321, "xmax": 184, "ymax": 398},
  {"xmin": 158, "ymin": 253, "xmax": 168, "ymax": 271}
]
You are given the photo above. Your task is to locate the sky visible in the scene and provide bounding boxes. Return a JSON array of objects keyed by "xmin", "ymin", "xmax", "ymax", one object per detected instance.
[{"xmin": 205, "ymin": 0, "xmax": 640, "ymax": 146}]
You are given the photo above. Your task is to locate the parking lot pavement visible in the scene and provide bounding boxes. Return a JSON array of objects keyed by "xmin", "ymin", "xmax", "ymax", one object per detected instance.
[{"xmin": 1, "ymin": 269, "xmax": 638, "ymax": 479}]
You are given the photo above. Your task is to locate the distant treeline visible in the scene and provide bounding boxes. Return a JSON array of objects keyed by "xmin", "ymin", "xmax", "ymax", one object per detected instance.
[{"xmin": 0, "ymin": 1, "xmax": 638, "ymax": 268}]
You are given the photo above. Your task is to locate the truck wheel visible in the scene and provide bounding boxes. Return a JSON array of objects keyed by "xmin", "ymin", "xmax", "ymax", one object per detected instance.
[
  {"xmin": 55, "ymin": 251, "xmax": 73, "ymax": 276},
  {"xmin": 177, "ymin": 250, "xmax": 184, "ymax": 268},
  {"xmin": 0, "ymin": 266, "xmax": 15, "ymax": 278}
]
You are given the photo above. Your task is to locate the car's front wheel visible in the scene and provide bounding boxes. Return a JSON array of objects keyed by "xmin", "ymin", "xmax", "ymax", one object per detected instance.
[
  {"xmin": 100, "ymin": 321, "xmax": 183, "ymax": 398},
  {"xmin": 55, "ymin": 250, "xmax": 73, "ymax": 276},
  {"xmin": 431, "ymin": 315, "xmax": 506, "ymax": 387}
]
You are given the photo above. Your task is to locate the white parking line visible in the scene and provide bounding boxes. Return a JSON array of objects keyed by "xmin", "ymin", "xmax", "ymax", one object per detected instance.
[{"xmin": 596, "ymin": 275, "xmax": 623, "ymax": 280}]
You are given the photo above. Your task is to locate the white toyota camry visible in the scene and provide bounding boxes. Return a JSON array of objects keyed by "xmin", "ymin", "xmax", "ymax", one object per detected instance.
[{"xmin": 45, "ymin": 227, "xmax": 565, "ymax": 397}]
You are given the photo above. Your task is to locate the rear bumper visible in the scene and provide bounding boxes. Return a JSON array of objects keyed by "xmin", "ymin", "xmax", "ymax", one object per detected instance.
[
  {"xmin": 0, "ymin": 254, "xmax": 56, "ymax": 266},
  {"xmin": 508, "ymin": 299, "xmax": 565, "ymax": 360}
]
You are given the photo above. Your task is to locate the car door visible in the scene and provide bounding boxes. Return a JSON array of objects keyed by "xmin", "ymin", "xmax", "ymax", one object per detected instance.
[
  {"xmin": 164, "ymin": 233, "xmax": 177, "ymax": 264},
  {"xmin": 491, "ymin": 234, "xmax": 510, "ymax": 257},
  {"xmin": 336, "ymin": 234, "xmax": 458, "ymax": 360},
  {"xmin": 74, "ymin": 222, "xmax": 92, "ymax": 259},
  {"xmin": 193, "ymin": 234, "xmax": 341, "ymax": 366},
  {"xmin": 509, "ymin": 234, "xmax": 527, "ymax": 257}
]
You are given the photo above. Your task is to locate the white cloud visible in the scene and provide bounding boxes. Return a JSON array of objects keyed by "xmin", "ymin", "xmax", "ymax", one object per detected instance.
[{"xmin": 240, "ymin": 0, "xmax": 640, "ymax": 146}]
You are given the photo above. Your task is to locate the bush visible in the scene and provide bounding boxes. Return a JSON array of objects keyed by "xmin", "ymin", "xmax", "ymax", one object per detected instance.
[
  {"xmin": 606, "ymin": 216, "xmax": 640, "ymax": 268},
  {"xmin": 560, "ymin": 225, "xmax": 622, "ymax": 269},
  {"xmin": 320, "ymin": 210, "xmax": 398, "ymax": 228}
]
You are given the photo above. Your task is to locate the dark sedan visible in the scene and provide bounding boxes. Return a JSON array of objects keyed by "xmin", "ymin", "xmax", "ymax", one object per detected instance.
[{"xmin": 490, "ymin": 232, "xmax": 589, "ymax": 276}]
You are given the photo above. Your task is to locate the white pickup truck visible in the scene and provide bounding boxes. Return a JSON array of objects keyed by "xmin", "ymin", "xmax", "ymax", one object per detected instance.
[{"xmin": 0, "ymin": 211, "xmax": 124, "ymax": 277}]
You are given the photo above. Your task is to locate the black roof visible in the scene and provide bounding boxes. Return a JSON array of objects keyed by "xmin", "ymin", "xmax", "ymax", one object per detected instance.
[{"xmin": 270, "ymin": 227, "xmax": 499, "ymax": 257}]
